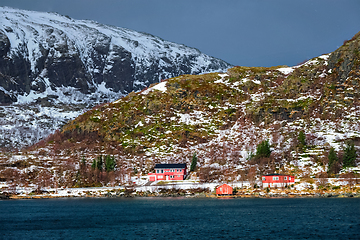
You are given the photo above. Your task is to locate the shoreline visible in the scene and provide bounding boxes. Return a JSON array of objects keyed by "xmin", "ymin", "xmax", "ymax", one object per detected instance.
[
  {"xmin": 4, "ymin": 191, "xmax": 360, "ymax": 200},
  {"xmin": 2, "ymin": 180, "xmax": 360, "ymax": 200}
]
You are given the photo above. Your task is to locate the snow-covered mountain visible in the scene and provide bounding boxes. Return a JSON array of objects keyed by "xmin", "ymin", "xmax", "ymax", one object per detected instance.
[{"xmin": 0, "ymin": 6, "xmax": 231, "ymax": 148}]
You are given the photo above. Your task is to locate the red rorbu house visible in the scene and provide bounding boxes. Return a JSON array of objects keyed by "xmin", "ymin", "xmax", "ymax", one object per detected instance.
[
  {"xmin": 148, "ymin": 163, "xmax": 187, "ymax": 181},
  {"xmin": 216, "ymin": 183, "xmax": 233, "ymax": 196},
  {"xmin": 262, "ymin": 174, "xmax": 295, "ymax": 188}
]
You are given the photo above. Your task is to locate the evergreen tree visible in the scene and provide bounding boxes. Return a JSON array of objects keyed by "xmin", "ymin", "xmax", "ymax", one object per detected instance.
[
  {"xmin": 80, "ymin": 156, "xmax": 86, "ymax": 171},
  {"xmin": 81, "ymin": 156, "xmax": 86, "ymax": 166},
  {"xmin": 190, "ymin": 152, "xmax": 198, "ymax": 171},
  {"xmin": 105, "ymin": 155, "xmax": 116, "ymax": 172},
  {"xmin": 96, "ymin": 155, "xmax": 103, "ymax": 171},
  {"xmin": 327, "ymin": 147, "xmax": 338, "ymax": 173},
  {"xmin": 91, "ymin": 159, "xmax": 97, "ymax": 170},
  {"xmin": 298, "ymin": 130, "xmax": 306, "ymax": 146},
  {"xmin": 343, "ymin": 142, "xmax": 357, "ymax": 168},
  {"xmin": 255, "ymin": 140, "xmax": 271, "ymax": 158}
]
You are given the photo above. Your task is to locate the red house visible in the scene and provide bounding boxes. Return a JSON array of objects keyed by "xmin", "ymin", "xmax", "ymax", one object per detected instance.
[
  {"xmin": 148, "ymin": 163, "xmax": 187, "ymax": 181},
  {"xmin": 262, "ymin": 174, "xmax": 295, "ymax": 188},
  {"xmin": 216, "ymin": 184, "xmax": 233, "ymax": 195}
]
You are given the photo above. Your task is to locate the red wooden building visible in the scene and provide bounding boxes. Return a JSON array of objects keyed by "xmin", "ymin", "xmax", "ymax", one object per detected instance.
[
  {"xmin": 148, "ymin": 163, "xmax": 187, "ymax": 181},
  {"xmin": 262, "ymin": 174, "xmax": 295, "ymax": 188},
  {"xmin": 216, "ymin": 184, "xmax": 233, "ymax": 195}
]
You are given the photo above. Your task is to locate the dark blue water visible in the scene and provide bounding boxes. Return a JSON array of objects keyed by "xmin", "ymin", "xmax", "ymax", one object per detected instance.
[{"xmin": 1, "ymin": 197, "xmax": 359, "ymax": 240}]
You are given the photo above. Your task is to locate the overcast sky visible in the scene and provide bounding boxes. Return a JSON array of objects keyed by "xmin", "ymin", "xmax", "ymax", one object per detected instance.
[{"xmin": 1, "ymin": 0, "xmax": 360, "ymax": 67}]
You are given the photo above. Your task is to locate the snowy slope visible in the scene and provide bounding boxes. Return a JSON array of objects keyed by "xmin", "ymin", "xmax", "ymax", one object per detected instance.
[
  {"xmin": 0, "ymin": 6, "xmax": 231, "ymax": 102},
  {"xmin": 0, "ymin": 6, "xmax": 231, "ymax": 148}
]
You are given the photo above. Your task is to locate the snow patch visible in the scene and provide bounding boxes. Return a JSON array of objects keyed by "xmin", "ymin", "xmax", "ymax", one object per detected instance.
[
  {"xmin": 152, "ymin": 81, "xmax": 167, "ymax": 92},
  {"xmin": 141, "ymin": 81, "xmax": 168, "ymax": 95},
  {"xmin": 277, "ymin": 67, "xmax": 295, "ymax": 75}
]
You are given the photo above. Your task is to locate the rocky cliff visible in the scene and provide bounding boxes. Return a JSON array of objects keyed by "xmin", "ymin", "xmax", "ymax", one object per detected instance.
[{"xmin": 0, "ymin": 7, "xmax": 230, "ymax": 103}]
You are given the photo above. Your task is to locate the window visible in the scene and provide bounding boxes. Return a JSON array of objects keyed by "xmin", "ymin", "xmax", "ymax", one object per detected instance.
[
  {"xmin": 156, "ymin": 170, "xmax": 159, "ymax": 173},
  {"xmin": 160, "ymin": 170, "xmax": 163, "ymax": 173},
  {"xmin": 284, "ymin": 177, "xmax": 287, "ymax": 180},
  {"xmin": 289, "ymin": 177, "xmax": 291, "ymax": 180},
  {"xmin": 273, "ymin": 176, "xmax": 279, "ymax": 181},
  {"xmin": 262, "ymin": 177, "xmax": 266, "ymax": 181}
]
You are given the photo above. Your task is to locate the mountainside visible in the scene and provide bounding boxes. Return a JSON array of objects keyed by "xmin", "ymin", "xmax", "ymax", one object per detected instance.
[
  {"xmin": 1, "ymin": 30, "xmax": 359, "ymax": 189},
  {"xmin": 59, "ymin": 31, "xmax": 360, "ymax": 157},
  {"xmin": 0, "ymin": 7, "xmax": 231, "ymax": 148}
]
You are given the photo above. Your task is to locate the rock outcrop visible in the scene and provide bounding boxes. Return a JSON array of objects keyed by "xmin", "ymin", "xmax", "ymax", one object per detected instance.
[{"xmin": 328, "ymin": 31, "xmax": 360, "ymax": 82}]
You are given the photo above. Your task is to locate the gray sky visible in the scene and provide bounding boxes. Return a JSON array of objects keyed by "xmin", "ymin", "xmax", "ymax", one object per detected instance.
[{"xmin": 1, "ymin": 0, "xmax": 360, "ymax": 67}]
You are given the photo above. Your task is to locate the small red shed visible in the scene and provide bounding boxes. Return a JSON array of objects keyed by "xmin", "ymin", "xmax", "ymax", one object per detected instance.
[{"xmin": 216, "ymin": 184, "xmax": 233, "ymax": 195}]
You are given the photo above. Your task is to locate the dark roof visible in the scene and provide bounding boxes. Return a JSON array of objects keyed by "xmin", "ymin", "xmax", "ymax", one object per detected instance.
[{"xmin": 154, "ymin": 163, "xmax": 186, "ymax": 169}]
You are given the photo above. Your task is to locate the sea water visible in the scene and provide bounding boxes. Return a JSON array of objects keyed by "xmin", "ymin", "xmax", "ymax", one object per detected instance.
[{"xmin": 1, "ymin": 197, "xmax": 359, "ymax": 239}]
